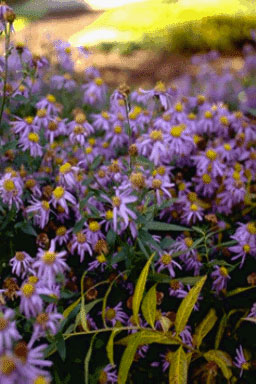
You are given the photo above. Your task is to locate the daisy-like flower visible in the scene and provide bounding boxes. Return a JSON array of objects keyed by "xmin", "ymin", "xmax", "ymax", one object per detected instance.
[
  {"xmin": 34, "ymin": 241, "xmax": 69, "ymax": 288},
  {"xmin": 19, "ymin": 281, "xmax": 46, "ymax": 318},
  {"xmin": 26, "ymin": 198, "xmax": 51, "ymax": 229},
  {"xmin": 155, "ymin": 252, "xmax": 182, "ymax": 277},
  {"xmin": 211, "ymin": 266, "xmax": 231, "ymax": 294},
  {"xmin": 51, "ymin": 185, "xmax": 76, "ymax": 213},
  {"xmin": 0, "ymin": 172, "xmax": 23, "ymax": 210},
  {"xmin": 19, "ymin": 132, "xmax": 43, "ymax": 157},
  {"xmin": 58, "ymin": 162, "xmax": 78, "ymax": 189},
  {"xmin": 98, "ymin": 364, "xmax": 117, "ymax": 384},
  {"xmin": 82, "ymin": 77, "xmax": 107, "ymax": 107},
  {"xmin": 85, "ymin": 221, "xmax": 104, "ymax": 246},
  {"xmin": 103, "ymin": 303, "xmax": 128, "ymax": 327},
  {"xmin": 229, "ymin": 239, "xmax": 256, "ymax": 268},
  {"xmin": 9, "ymin": 251, "xmax": 33, "ymax": 278},
  {"xmin": 11, "ymin": 115, "xmax": 38, "ymax": 136},
  {"xmin": 88, "ymin": 254, "xmax": 108, "ymax": 272},
  {"xmin": 54, "ymin": 225, "xmax": 70, "ymax": 246},
  {"xmin": 0, "ymin": 308, "xmax": 21, "ymax": 352},
  {"xmin": 70, "ymin": 231, "xmax": 92, "ymax": 262},
  {"xmin": 181, "ymin": 202, "xmax": 204, "ymax": 225},
  {"xmin": 103, "ymin": 189, "xmax": 137, "ymax": 232},
  {"xmin": 36, "ymin": 94, "xmax": 59, "ymax": 116},
  {"xmin": 0, "ymin": 352, "xmax": 19, "ymax": 383},
  {"xmin": 193, "ymin": 148, "xmax": 225, "ymax": 178},
  {"xmin": 233, "ymin": 345, "xmax": 250, "ymax": 377}
]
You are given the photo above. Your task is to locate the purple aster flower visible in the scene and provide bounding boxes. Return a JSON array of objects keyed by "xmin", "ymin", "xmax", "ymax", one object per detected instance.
[
  {"xmin": 211, "ymin": 266, "xmax": 231, "ymax": 294},
  {"xmin": 36, "ymin": 94, "xmax": 59, "ymax": 116},
  {"xmin": 51, "ymin": 186, "xmax": 76, "ymax": 214},
  {"xmin": 82, "ymin": 77, "xmax": 107, "ymax": 107},
  {"xmin": 70, "ymin": 231, "xmax": 93, "ymax": 262},
  {"xmin": 18, "ymin": 281, "xmax": 48, "ymax": 319},
  {"xmin": 54, "ymin": 226, "xmax": 71, "ymax": 246},
  {"xmin": 51, "ymin": 73, "xmax": 76, "ymax": 92},
  {"xmin": 248, "ymin": 303, "xmax": 256, "ymax": 318},
  {"xmin": 98, "ymin": 364, "xmax": 117, "ymax": 384},
  {"xmin": 103, "ymin": 303, "xmax": 128, "ymax": 327},
  {"xmin": 233, "ymin": 345, "xmax": 250, "ymax": 377},
  {"xmin": 0, "ymin": 308, "xmax": 21, "ymax": 352},
  {"xmin": 18, "ymin": 342, "xmax": 52, "ymax": 380},
  {"xmin": 9, "ymin": 251, "xmax": 33, "ymax": 278},
  {"xmin": 11, "ymin": 115, "xmax": 38, "ymax": 136},
  {"xmin": 58, "ymin": 162, "xmax": 79, "ymax": 189},
  {"xmin": 33, "ymin": 241, "xmax": 69, "ymax": 288},
  {"xmin": 155, "ymin": 252, "xmax": 182, "ymax": 277},
  {"xmin": 0, "ymin": 172, "xmax": 23, "ymax": 210},
  {"xmin": 54, "ymin": 40, "xmax": 74, "ymax": 72},
  {"xmin": 181, "ymin": 202, "xmax": 204, "ymax": 225},
  {"xmin": 229, "ymin": 238, "xmax": 256, "ymax": 268},
  {"xmin": 0, "ymin": 352, "xmax": 20, "ymax": 383},
  {"xmin": 26, "ymin": 198, "xmax": 51, "ymax": 229},
  {"xmin": 19, "ymin": 132, "xmax": 43, "ymax": 157}
]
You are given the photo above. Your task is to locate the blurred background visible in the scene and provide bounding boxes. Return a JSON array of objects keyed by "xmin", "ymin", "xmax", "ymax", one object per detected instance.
[{"xmin": 6, "ymin": 0, "xmax": 256, "ymax": 87}]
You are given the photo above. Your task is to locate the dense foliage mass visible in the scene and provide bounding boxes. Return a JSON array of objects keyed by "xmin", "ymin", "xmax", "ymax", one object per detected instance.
[{"xmin": 0, "ymin": 3, "xmax": 256, "ymax": 384}]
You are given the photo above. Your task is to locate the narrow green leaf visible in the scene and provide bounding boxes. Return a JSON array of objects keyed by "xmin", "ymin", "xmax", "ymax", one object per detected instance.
[
  {"xmin": 145, "ymin": 221, "xmax": 191, "ymax": 232},
  {"xmin": 106, "ymin": 329, "xmax": 121, "ymax": 366},
  {"xmin": 204, "ymin": 350, "xmax": 232, "ymax": 379},
  {"xmin": 116, "ymin": 330, "xmax": 179, "ymax": 346},
  {"xmin": 132, "ymin": 253, "xmax": 155, "ymax": 325},
  {"xmin": 194, "ymin": 309, "xmax": 217, "ymax": 348},
  {"xmin": 84, "ymin": 334, "xmax": 97, "ymax": 384},
  {"xmin": 141, "ymin": 284, "xmax": 157, "ymax": 328},
  {"xmin": 214, "ymin": 314, "xmax": 227, "ymax": 350},
  {"xmin": 56, "ymin": 333, "xmax": 66, "ymax": 361},
  {"xmin": 80, "ymin": 271, "xmax": 89, "ymax": 332},
  {"xmin": 226, "ymin": 286, "xmax": 256, "ymax": 297},
  {"xmin": 102, "ymin": 273, "xmax": 123, "ymax": 327},
  {"xmin": 175, "ymin": 275, "xmax": 207, "ymax": 335},
  {"xmin": 118, "ymin": 333, "xmax": 141, "ymax": 384},
  {"xmin": 169, "ymin": 346, "xmax": 188, "ymax": 384}
]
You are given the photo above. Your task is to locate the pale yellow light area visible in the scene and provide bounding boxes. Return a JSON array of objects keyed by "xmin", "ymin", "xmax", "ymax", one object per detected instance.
[
  {"xmin": 69, "ymin": 0, "xmax": 254, "ymax": 47},
  {"xmin": 13, "ymin": 17, "xmax": 29, "ymax": 32},
  {"xmin": 85, "ymin": 0, "xmax": 149, "ymax": 10}
]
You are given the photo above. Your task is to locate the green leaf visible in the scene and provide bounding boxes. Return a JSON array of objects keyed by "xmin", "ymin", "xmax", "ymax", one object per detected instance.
[
  {"xmin": 80, "ymin": 271, "xmax": 89, "ymax": 332},
  {"xmin": 40, "ymin": 294, "xmax": 58, "ymax": 303},
  {"xmin": 84, "ymin": 334, "xmax": 97, "ymax": 384},
  {"xmin": 145, "ymin": 221, "xmax": 191, "ymax": 232},
  {"xmin": 116, "ymin": 330, "xmax": 179, "ymax": 346},
  {"xmin": 106, "ymin": 329, "xmax": 121, "ymax": 366},
  {"xmin": 168, "ymin": 346, "xmax": 188, "ymax": 384},
  {"xmin": 175, "ymin": 275, "xmax": 207, "ymax": 335},
  {"xmin": 63, "ymin": 297, "xmax": 81, "ymax": 318},
  {"xmin": 204, "ymin": 350, "xmax": 232, "ymax": 380},
  {"xmin": 102, "ymin": 273, "xmax": 122, "ymax": 327},
  {"xmin": 132, "ymin": 253, "xmax": 155, "ymax": 325},
  {"xmin": 118, "ymin": 332, "xmax": 141, "ymax": 384},
  {"xmin": 56, "ymin": 333, "xmax": 66, "ymax": 361},
  {"xmin": 73, "ymin": 218, "xmax": 86, "ymax": 233},
  {"xmin": 141, "ymin": 284, "xmax": 157, "ymax": 328},
  {"xmin": 214, "ymin": 314, "xmax": 227, "ymax": 350},
  {"xmin": 226, "ymin": 286, "xmax": 256, "ymax": 297},
  {"xmin": 194, "ymin": 309, "xmax": 217, "ymax": 348}
]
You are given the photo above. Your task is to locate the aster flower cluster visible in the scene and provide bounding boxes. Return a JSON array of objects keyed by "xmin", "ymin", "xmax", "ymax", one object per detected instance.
[{"xmin": 0, "ymin": 8, "xmax": 256, "ymax": 383}]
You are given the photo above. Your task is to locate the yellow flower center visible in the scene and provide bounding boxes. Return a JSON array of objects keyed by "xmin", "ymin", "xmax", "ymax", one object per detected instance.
[
  {"xmin": 243, "ymin": 244, "xmax": 250, "ymax": 253},
  {"xmin": 46, "ymin": 94, "xmax": 56, "ymax": 103},
  {"xmin": 37, "ymin": 109, "xmax": 47, "ymax": 118},
  {"xmin": 188, "ymin": 192, "xmax": 197, "ymax": 202},
  {"xmin": 34, "ymin": 376, "xmax": 49, "ymax": 384},
  {"xmin": 105, "ymin": 210, "xmax": 113, "ymax": 220},
  {"xmin": 163, "ymin": 113, "xmax": 171, "ymax": 121},
  {"xmin": 105, "ymin": 308, "xmax": 116, "ymax": 321},
  {"xmin": 53, "ymin": 186, "xmax": 65, "ymax": 199},
  {"xmin": 42, "ymin": 200, "xmax": 50, "ymax": 211},
  {"xmin": 21, "ymin": 283, "xmax": 35, "ymax": 297},
  {"xmin": 223, "ymin": 143, "xmax": 231, "ymax": 151},
  {"xmin": 205, "ymin": 111, "xmax": 213, "ymax": 119},
  {"xmin": 112, "ymin": 196, "xmax": 121, "ymax": 207},
  {"xmin": 94, "ymin": 77, "xmax": 103, "ymax": 86},
  {"xmin": 175, "ymin": 102, "xmax": 183, "ymax": 112},
  {"xmin": 43, "ymin": 252, "xmax": 56, "ymax": 265},
  {"xmin": 3, "ymin": 179, "xmax": 15, "ymax": 191},
  {"xmin": 76, "ymin": 232, "xmax": 86, "ymax": 243},
  {"xmin": 150, "ymin": 130, "xmax": 163, "ymax": 141},
  {"xmin": 101, "ymin": 111, "xmax": 109, "ymax": 119},
  {"xmin": 161, "ymin": 253, "xmax": 172, "ymax": 265},
  {"xmin": 85, "ymin": 147, "xmax": 92, "ymax": 154},
  {"xmin": 165, "ymin": 351, "xmax": 173, "ymax": 363},
  {"xmin": 247, "ymin": 222, "xmax": 256, "ymax": 235},
  {"xmin": 178, "ymin": 182, "xmax": 186, "ymax": 191},
  {"xmin": 241, "ymin": 362, "xmax": 250, "ymax": 371},
  {"xmin": 234, "ymin": 163, "xmax": 242, "ymax": 171},
  {"xmin": 190, "ymin": 203, "xmax": 198, "ymax": 211},
  {"xmin": 36, "ymin": 313, "xmax": 49, "ymax": 325},
  {"xmin": 114, "ymin": 125, "xmax": 122, "ymax": 134},
  {"xmin": 184, "ymin": 237, "xmax": 193, "ymax": 247},
  {"xmin": 15, "ymin": 252, "xmax": 25, "ymax": 261},
  {"xmin": 130, "ymin": 173, "xmax": 145, "ymax": 189},
  {"xmin": 89, "ymin": 221, "xmax": 100, "ymax": 232},
  {"xmin": 96, "ymin": 254, "xmax": 106, "ymax": 263},
  {"xmin": 25, "ymin": 116, "xmax": 33, "ymax": 124},
  {"xmin": 75, "ymin": 113, "xmax": 86, "ymax": 124},
  {"xmin": 157, "ymin": 166, "xmax": 166, "ymax": 175},
  {"xmin": 170, "ymin": 124, "xmax": 185, "ymax": 138},
  {"xmin": 154, "ymin": 81, "xmax": 166, "ymax": 92},
  {"xmin": 0, "ymin": 317, "xmax": 8, "ymax": 331},
  {"xmin": 188, "ymin": 112, "xmax": 196, "ymax": 120},
  {"xmin": 233, "ymin": 171, "xmax": 240, "ymax": 181},
  {"xmin": 25, "ymin": 179, "xmax": 36, "ymax": 188},
  {"xmin": 0, "ymin": 356, "xmax": 16, "ymax": 376},
  {"xmin": 88, "ymin": 138, "xmax": 95, "ymax": 146},
  {"xmin": 219, "ymin": 267, "xmax": 228, "ymax": 277},
  {"xmin": 202, "ymin": 174, "xmax": 212, "ymax": 184},
  {"xmin": 206, "ymin": 149, "xmax": 217, "ymax": 161},
  {"xmin": 220, "ymin": 116, "xmax": 229, "ymax": 126},
  {"xmin": 56, "ymin": 226, "xmax": 67, "ymax": 236},
  {"xmin": 28, "ymin": 276, "xmax": 38, "ymax": 284},
  {"xmin": 65, "ymin": 47, "xmax": 71, "ymax": 54},
  {"xmin": 152, "ymin": 179, "xmax": 162, "ymax": 189},
  {"xmin": 59, "ymin": 162, "xmax": 71, "ymax": 174},
  {"xmin": 28, "ymin": 132, "xmax": 39, "ymax": 143},
  {"xmin": 48, "ymin": 121, "xmax": 57, "ymax": 131}
]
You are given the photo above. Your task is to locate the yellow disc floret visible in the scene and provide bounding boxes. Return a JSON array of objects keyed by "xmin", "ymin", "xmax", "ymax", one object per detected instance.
[
  {"xmin": 21, "ymin": 283, "xmax": 35, "ymax": 298},
  {"xmin": 28, "ymin": 132, "xmax": 39, "ymax": 143}
]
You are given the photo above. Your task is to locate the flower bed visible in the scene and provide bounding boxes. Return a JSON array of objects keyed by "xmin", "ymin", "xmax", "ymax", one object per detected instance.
[{"xmin": 0, "ymin": 3, "xmax": 256, "ymax": 384}]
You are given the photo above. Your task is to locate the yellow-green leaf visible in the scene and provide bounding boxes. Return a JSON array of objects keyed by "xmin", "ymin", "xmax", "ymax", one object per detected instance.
[
  {"xmin": 160, "ymin": 316, "xmax": 172, "ymax": 333},
  {"xmin": 80, "ymin": 271, "xmax": 89, "ymax": 332},
  {"xmin": 116, "ymin": 329, "xmax": 179, "ymax": 346},
  {"xmin": 194, "ymin": 308, "xmax": 217, "ymax": 348},
  {"xmin": 132, "ymin": 253, "xmax": 155, "ymax": 325},
  {"xmin": 118, "ymin": 332, "xmax": 142, "ymax": 384},
  {"xmin": 63, "ymin": 297, "xmax": 80, "ymax": 318},
  {"xmin": 175, "ymin": 275, "xmax": 207, "ymax": 335},
  {"xmin": 106, "ymin": 329, "xmax": 121, "ymax": 366},
  {"xmin": 169, "ymin": 346, "xmax": 188, "ymax": 384},
  {"xmin": 141, "ymin": 284, "xmax": 157, "ymax": 328},
  {"xmin": 204, "ymin": 350, "xmax": 232, "ymax": 380},
  {"xmin": 214, "ymin": 314, "xmax": 227, "ymax": 349}
]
